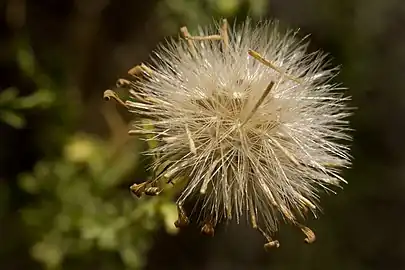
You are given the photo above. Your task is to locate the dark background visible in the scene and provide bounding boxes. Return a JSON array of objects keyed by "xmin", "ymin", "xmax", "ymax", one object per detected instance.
[{"xmin": 1, "ymin": 0, "xmax": 404, "ymax": 269}]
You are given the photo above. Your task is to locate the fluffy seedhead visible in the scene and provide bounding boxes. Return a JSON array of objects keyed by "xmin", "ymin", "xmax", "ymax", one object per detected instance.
[{"xmin": 104, "ymin": 18, "xmax": 352, "ymax": 249}]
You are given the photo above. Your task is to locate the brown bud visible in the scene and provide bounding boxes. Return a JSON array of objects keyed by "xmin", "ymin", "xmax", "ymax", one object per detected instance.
[{"xmin": 201, "ymin": 222, "xmax": 215, "ymax": 237}]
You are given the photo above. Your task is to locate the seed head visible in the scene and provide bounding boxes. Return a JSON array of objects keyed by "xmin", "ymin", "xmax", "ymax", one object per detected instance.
[{"xmin": 107, "ymin": 18, "xmax": 352, "ymax": 248}]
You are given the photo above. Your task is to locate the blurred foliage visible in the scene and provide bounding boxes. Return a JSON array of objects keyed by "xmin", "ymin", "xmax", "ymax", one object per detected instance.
[
  {"xmin": 0, "ymin": 45, "xmax": 54, "ymax": 128},
  {"xmin": 19, "ymin": 133, "xmax": 178, "ymax": 269},
  {"xmin": 0, "ymin": 87, "xmax": 53, "ymax": 128},
  {"xmin": 157, "ymin": 0, "xmax": 268, "ymax": 32},
  {"xmin": 5, "ymin": 31, "xmax": 179, "ymax": 270}
]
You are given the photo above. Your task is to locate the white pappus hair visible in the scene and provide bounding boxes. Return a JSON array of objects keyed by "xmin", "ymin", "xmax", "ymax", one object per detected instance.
[{"xmin": 105, "ymin": 18, "xmax": 352, "ymax": 249}]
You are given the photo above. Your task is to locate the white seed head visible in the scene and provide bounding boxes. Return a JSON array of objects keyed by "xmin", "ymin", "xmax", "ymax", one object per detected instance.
[{"xmin": 125, "ymin": 19, "xmax": 352, "ymax": 240}]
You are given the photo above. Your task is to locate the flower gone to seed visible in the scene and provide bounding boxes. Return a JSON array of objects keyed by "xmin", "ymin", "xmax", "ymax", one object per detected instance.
[{"xmin": 105, "ymin": 18, "xmax": 352, "ymax": 249}]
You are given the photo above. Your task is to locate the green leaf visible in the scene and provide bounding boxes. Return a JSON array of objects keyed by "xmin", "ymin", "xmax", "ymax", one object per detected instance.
[
  {"xmin": 31, "ymin": 241, "xmax": 63, "ymax": 269},
  {"xmin": 17, "ymin": 48, "xmax": 35, "ymax": 77},
  {"xmin": 0, "ymin": 110, "xmax": 26, "ymax": 128},
  {"xmin": 214, "ymin": 0, "xmax": 241, "ymax": 15},
  {"xmin": 13, "ymin": 89, "xmax": 55, "ymax": 109},
  {"xmin": 0, "ymin": 87, "xmax": 19, "ymax": 105},
  {"xmin": 19, "ymin": 173, "xmax": 40, "ymax": 194}
]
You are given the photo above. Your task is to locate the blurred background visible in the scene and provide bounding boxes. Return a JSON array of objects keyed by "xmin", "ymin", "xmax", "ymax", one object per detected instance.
[{"xmin": 1, "ymin": 0, "xmax": 405, "ymax": 269}]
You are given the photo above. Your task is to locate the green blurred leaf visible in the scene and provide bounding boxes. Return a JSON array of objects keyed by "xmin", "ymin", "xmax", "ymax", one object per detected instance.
[
  {"xmin": 0, "ymin": 87, "xmax": 19, "ymax": 105},
  {"xmin": 19, "ymin": 173, "xmax": 41, "ymax": 194},
  {"xmin": 120, "ymin": 247, "xmax": 142, "ymax": 269},
  {"xmin": 0, "ymin": 110, "xmax": 25, "ymax": 128},
  {"xmin": 31, "ymin": 241, "xmax": 63, "ymax": 269},
  {"xmin": 13, "ymin": 89, "xmax": 55, "ymax": 109},
  {"xmin": 212, "ymin": 0, "xmax": 241, "ymax": 15},
  {"xmin": 17, "ymin": 47, "xmax": 35, "ymax": 77},
  {"xmin": 97, "ymin": 227, "xmax": 118, "ymax": 250}
]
